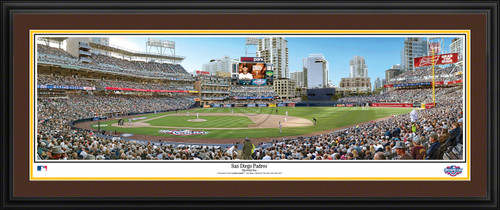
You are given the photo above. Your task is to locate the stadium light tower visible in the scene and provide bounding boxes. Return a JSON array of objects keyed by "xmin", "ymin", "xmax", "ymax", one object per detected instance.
[
  {"xmin": 245, "ymin": 37, "xmax": 259, "ymax": 57},
  {"xmin": 146, "ymin": 38, "xmax": 176, "ymax": 63}
]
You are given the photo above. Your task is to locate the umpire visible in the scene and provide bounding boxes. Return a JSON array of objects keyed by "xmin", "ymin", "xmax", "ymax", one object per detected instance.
[{"xmin": 242, "ymin": 137, "xmax": 254, "ymax": 160}]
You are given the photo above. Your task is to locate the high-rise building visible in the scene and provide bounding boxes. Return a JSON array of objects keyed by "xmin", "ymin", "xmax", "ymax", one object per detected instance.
[
  {"xmin": 449, "ymin": 37, "xmax": 464, "ymax": 66},
  {"xmin": 202, "ymin": 56, "xmax": 239, "ymax": 75},
  {"xmin": 349, "ymin": 56, "xmax": 368, "ymax": 78},
  {"xmin": 257, "ymin": 37, "xmax": 289, "ymax": 79},
  {"xmin": 290, "ymin": 71, "xmax": 305, "ymax": 88},
  {"xmin": 338, "ymin": 77, "xmax": 371, "ymax": 94},
  {"xmin": 303, "ymin": 54, "xmax": 328, "ymax": 89},
  {"xmin": 273, "ymin": 79, "xmax": 296, "ymax": 99},
  {"xmin": 401, "ymin": 37, "xmax": 428, "ymax": 72},
  {"xmin": 391, "ymin": 64, "xmax": 402, "ymax": 70},
  {"xmin": 449, "ymin": 37, "xmax": 463, "ymax": 54},
  {"xmin": 374, "ymin": 77, "xmax": 382, "ymax": 90},
  {"xmin": 385, "ymin": 68, "xmax": 402, "ymax": 85}
]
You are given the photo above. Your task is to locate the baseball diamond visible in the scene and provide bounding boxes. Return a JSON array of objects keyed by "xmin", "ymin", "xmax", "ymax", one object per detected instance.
[
  {"xmin": 36, "ymin": 35, "xmax": 464, "ymax": 161},
  {"xmin": 77, "ymin": 107, "xmax": 414, "ymax": 141}
]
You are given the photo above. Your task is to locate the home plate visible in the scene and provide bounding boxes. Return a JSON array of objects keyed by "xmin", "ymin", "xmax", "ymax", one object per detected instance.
[{"xmin": 188, "ymin": 119, "xmax": 207, "ymax": 122}]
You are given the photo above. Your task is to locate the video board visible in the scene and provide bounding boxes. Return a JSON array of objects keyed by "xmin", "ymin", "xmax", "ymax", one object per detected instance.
[{"xmin": 238, "ymin": 63, "xmax": 266, "ymax": 80}]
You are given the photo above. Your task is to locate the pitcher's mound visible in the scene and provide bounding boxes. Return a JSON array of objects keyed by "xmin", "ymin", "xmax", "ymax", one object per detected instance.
[{"xmin": 188, "ymin": 119, "xmax": 207, "ymax": 122}]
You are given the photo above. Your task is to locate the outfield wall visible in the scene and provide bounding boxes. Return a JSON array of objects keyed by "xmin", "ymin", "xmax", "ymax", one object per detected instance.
[
  {"xmin": 371, "ymin": 103, "xmax": 413, "ymax": 108},
  {"xmin": 203, "ymin": 103, "xmax": 296, "ymax": 108}
]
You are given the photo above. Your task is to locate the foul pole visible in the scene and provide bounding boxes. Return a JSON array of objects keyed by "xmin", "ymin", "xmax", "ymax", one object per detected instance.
[{"xmin": 431, "ymin": 49, "xmax": 436, "ymax": 106}]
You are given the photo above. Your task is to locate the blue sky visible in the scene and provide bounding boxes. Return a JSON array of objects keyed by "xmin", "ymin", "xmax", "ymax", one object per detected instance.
[{"xmin": 108, "ymin": 36, "xmax": 458, "ymax": 88}]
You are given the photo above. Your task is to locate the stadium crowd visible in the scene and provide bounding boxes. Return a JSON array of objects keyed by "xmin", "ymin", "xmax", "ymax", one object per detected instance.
[
  {"xmin": 339, "ymin": 86, "xmax": 461, "ymax": 104},
  {"xmin": 37, "ymin": 74, "xmax": 196, "ymax": 92},
  {"xmin": 38, "ymin": 87, "xmax": 463, "ymax": 160},
  {"xmin": 388, "ymin": 66, "xmax": 462, "ymax": 85},
  {"xmin": 36, "ymin": 94, "xmax": 197, "ymax": 160},
  {"xmin": 93, "ymin": 79, "xmax": 195, "ymax": 91},
  {"xmin": 230, "ymin": 86, "xmax": 278, "ymax": 97},
  {"xmin": 37, "ymin": 74, "xmax": 95, "ymax": 87},
  {"xmin": 37, "ymin": 44, "xmax": 194, "ymax": 80}
]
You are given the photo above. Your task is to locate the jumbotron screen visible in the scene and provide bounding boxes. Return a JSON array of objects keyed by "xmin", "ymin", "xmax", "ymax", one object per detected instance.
[{"xmin": 238, "ymin": 63, "xmax": 266, "ymax": 80}]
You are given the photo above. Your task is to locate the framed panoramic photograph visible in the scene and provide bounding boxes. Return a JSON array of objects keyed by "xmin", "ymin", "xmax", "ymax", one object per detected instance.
[{"xmin": 2, "ymin": 1, "xmax": 498, "ymax": 209}]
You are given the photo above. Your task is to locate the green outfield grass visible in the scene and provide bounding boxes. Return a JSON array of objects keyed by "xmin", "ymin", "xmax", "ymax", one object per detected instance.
[
  {"xmin": 92, "ymin": 107, "xmax": 414, "ymax": 139},
  {"xmin": 147, "ymin": 116, "xmax": 254, "ymax": 128}
]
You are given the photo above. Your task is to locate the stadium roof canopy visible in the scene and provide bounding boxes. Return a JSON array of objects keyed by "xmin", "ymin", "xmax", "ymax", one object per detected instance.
[
  {"xmin": 38, "ymin": 37, "xmax": 68, "ymax": 42},
  {"xmin": 89, "ymin": 42, "xmax": 186, "ymax": 64}
]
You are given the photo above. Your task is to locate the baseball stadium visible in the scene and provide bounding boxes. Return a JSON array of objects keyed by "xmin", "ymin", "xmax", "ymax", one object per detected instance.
[{"xmin": 35, "ymin": 36, "xmax": 465, "ymax": 161}]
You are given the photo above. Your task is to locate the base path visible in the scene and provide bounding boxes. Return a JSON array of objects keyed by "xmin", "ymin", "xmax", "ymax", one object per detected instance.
[{"xmin": 109, "ymin": 113, "xmax": 313, "ymax": 129}]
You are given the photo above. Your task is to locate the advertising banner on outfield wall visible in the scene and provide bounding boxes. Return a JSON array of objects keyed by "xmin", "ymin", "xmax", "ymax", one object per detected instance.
[
  {"xmin": 269, "ymin": 104, "xmax": 276, "ymax": 107},
  {"xmin": 203, "ymin": 105, "xmax": 211, "ymax": 108},
  {"xmin": 346, "ymin": 104, "xmax": 354, "ymax": 107},
  {"xmin": 277, "ymin": 103, "xmax": 285, "ymax": 107},
  {"xmin": 425, "ymin": 103, "xmax": 436, "ymax": 109},
  {"xmin": 413, "ymin": 53, "xmax": 459, "ymax": 67},
  {"xmin": 223, "ymin": 104, "xmax": 232, "ymax": 107},
  {"xmin": 259, "ymin": 104, "xmax": 268, "ymax": 107},
  {"xmin": 213, "ymin": 104, "xmax": 221, "ymax": 108},
  {"xmin": 247, "ymin": 104, "xmax": 256, "ymax": 107},
  {"xmin": 371, "ymin": 103, "xmax": 413, "ymax": 108},
  {"xmin": 105, "ymin": 87, "xmax": 196, "ymax": 93},
  {"xmin": 287, "ymin": 103, "xmax": 295, "ymax": 107},
  {"xmin": 393, "ymin": 82, "xmax": 431, "ymax": 87},
  {"xmin": 447, "ymin": 79, "xmax": 463, "ymax": 85},
  {"xmin": 234, "ymin": 96, "xmax": 274, "ymax": 100},
  {"xmin": 38, "ymin": 85, "xmax": 95, "ymax": 90}
]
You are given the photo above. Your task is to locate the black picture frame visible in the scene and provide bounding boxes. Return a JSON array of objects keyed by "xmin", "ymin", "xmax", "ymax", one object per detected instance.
[{"xmin": 1, "ymin": 1, "xmax": 498, "ymax": 209}]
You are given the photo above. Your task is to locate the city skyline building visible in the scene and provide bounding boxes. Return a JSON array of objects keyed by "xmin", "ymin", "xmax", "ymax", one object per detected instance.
[
  {"xmin": 401, "ymin": 37, "xmax": 428, "ymax": 72},
  {"xmin": 303, "ymin": 53, "xmax": 329, "ymax": 89},
  {"xmin": 374, "ymin": 77, "xmax": 382, "ymax": 90},
  {"xmin": 202, "ymin": 56, "xmax": 239, "ymax": 75},
  {"xmin": 349, "ymin": 56, "xmax": 368, "ymax": 78},
  {"xmin": 290, "ymin": 71, "xmax": 305, "ymax": 88},
  {"xmin": 257, "ymin": 37, "xmax": 289, "ymax": 79}
]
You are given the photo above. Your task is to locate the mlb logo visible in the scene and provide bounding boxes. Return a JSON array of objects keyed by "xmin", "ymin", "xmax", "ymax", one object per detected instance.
[
  {"xmin": 444, "ymin": 165, "xmax": 462, "ymax": 177},
  {"xmin": 37, "ymin": 166, "xmax": 47, "ymax": 171}
]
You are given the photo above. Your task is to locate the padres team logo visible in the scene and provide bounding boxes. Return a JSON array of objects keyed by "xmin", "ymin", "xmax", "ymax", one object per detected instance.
[{"xmin": 444, "ymin": 165, "xmax": 463, "ymax": 177}]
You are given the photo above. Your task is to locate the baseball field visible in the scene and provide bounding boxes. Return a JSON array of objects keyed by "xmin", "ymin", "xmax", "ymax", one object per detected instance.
[{"xmin": 87, "ymin": 107, "xmax": 414, "ymax": 140}]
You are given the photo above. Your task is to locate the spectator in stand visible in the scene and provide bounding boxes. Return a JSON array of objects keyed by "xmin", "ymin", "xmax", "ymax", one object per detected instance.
[
  {"xmin": 410, "ymin": 136, "xmax": 427, "ymax": 160},
  {"xmin": 438, "ymin": 126, "xmax": 451, "ymax": 145},
  {"xmin": 45, "ymin": 146, "xmax": 65, "ymax": 160},
  {"xmin": 373, "ymin": 152, "xmax": 386, "ymax": 160},
  {"xmin": 425, "ymin": 132, "xmax": 440, "ymax": 160},
  {"xmin": 446, "ymin": 122, "xmax": 461, "ymax": 147},
  {"xmin": 242, "ymin": 137, "xmax": 254, "ymax": 160},
  {"xmin": 394, "ymin": 141, "xmax": 413, "ymax": 160}
]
